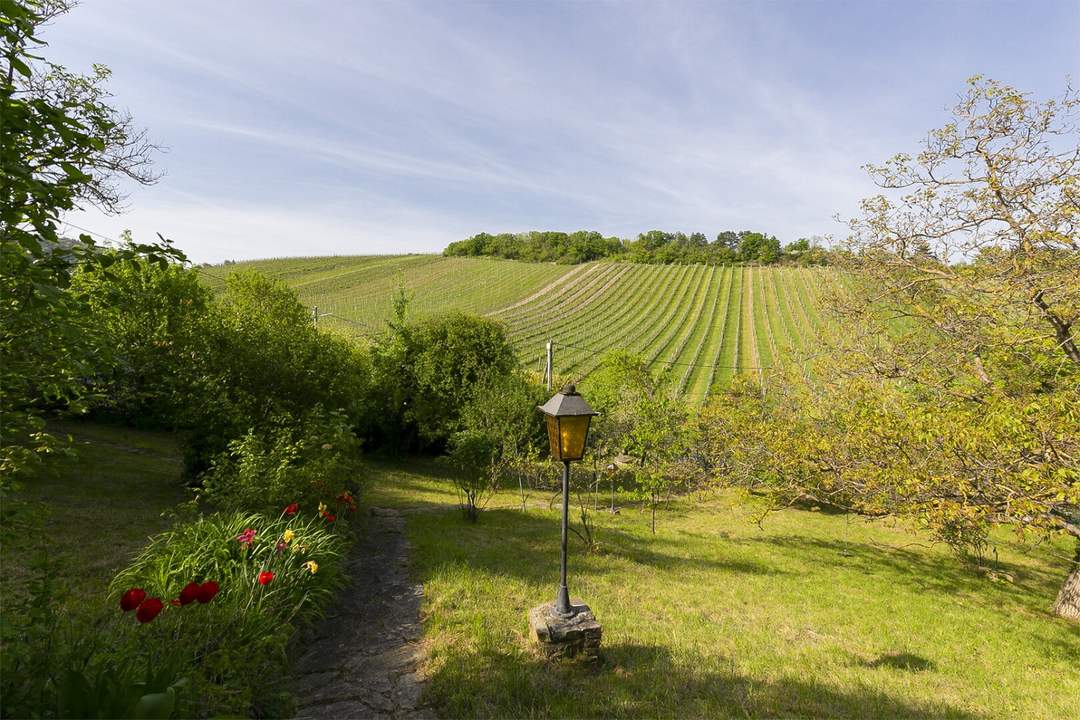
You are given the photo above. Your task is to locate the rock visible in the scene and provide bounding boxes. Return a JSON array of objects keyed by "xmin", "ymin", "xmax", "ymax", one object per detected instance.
[{"xmin": 528, "ymin": 601, "xmax": 602, "ymax": 661}]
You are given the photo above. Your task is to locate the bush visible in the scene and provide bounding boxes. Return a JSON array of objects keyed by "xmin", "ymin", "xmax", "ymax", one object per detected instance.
[
  {"xmin": 185, "ymin": 271, "xmax": 373, "ymax": 475},
  {"xmin": 371, "ymin": 311, "xmax": 516, "ymax": 451},
  {"xmin": 70, "ymin": 255, "xmax": 213, "ymax": 428},
  {"xmin": 198, "ymin": 406, "xmax": 363, "ymax": 514}
]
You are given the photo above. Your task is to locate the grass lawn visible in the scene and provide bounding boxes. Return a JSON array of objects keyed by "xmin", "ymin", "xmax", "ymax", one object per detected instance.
[
  {"xmin": 1, "ymin": 420, "xmax": 190, "ymax": 609},
  {"xmin": 367, "ymin": 459, "xmax": 1080, "ymax": 719}
]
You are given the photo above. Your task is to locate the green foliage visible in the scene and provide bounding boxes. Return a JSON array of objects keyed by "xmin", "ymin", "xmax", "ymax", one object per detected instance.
[
  {"xmin": 0, "ymin": 0, "xmax": 181, "ymax": 483},
  {"xmin": 185, "ymin": 270, "xmax": 372, "ymax": 474},
  {"xmin": 111, "ymin": 510, "xmax": 349, "ymax": 626},
  {"xmin": 586, "ymin": 351, "xmax": 689, "ymax": 532},
  {"xmin": 0, "ymin": 544, "xmax": 192, "ymax": 719},
  {"xmin": 106, "ymin": 509, "xmax": 352, "ymax": 715},
  {"xmin": 444, "ymin": 230, "xmax": 624, "ymax": 263},
  {"xmin": 199, "ymin": 406, "xmax": 363, "ymax": 514},
  {"xmin": 69, "ymin": 254, "xmax": 212, "ymax": 427},
  {"xmin": 444, "ymin": 229, "xmax": 827, "ymax": 266},
  {"xmin": 447, "ymin": 370, "xmax": 548, "ymax": 519},
  {"xmin": 372, "ymin": 311, "xmax": 517, "ymax": 451}
]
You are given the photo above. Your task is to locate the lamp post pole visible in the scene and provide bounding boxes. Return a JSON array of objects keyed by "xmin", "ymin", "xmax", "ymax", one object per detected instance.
[{"xmin": 557, "ymin": 458, "xmax": 572, "ymax": 616}]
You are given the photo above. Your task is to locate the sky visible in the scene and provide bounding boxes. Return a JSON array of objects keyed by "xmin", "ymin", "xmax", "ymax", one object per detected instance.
[{"xmin": 45, "ymin": 0, "xmax": 1080, "ymax": 264}]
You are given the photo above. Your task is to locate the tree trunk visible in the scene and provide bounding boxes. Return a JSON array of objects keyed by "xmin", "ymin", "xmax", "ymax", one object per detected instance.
[{"xmin": 1052, "ymin": 547, "xmax": 1080, "ymax": 621}]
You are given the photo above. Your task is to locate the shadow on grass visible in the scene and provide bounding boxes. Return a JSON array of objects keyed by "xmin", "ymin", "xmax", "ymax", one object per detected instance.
[
  {"xmin": 415, "ymin": 508, "xmax": 784, "ymax": 584},
  {"xmin": 735, "ymin": 534, "xmax": 1063, "ymax": 614},
  {"xmin": 861, "ymin": 651, "xmax": 937, "ymax": 672},
  {"xmin": 425, "ymin": 641, "xmax": 981, "ymax": 719}
]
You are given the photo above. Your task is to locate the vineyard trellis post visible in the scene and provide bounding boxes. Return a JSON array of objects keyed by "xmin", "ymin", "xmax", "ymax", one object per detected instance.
[
  {"xmin": 545, "ymin": 340, "xmax": 554, "ymax": 391},
  {"xmin": 311, "ymin": 305, "xmax": 318, "ymax": 328}
]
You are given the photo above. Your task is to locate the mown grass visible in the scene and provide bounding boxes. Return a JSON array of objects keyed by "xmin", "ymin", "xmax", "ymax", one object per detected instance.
[
  {"xmin": 0, "ymin": 421, "xmax": 189, "ymax": 608},
  {"xmin": 368, "ymin": 460, "xmax": 1080, "ymax": 719}
]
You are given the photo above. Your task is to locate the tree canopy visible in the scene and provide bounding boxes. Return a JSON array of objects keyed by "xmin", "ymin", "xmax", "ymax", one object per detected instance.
[{"xmin": 444, "ymin": 229, "xmax": 828, "ymax": 266}]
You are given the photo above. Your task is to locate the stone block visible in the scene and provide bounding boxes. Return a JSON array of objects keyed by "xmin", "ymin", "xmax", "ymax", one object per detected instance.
[{"xmin": 528, "ymin": 600, "xmax": 602, "ymax": 661}]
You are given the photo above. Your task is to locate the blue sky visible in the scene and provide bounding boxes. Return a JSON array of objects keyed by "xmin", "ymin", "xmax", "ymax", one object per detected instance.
[{"xmin": 48, "ymin": 0, "xmax": 1079, "ymax": 263}]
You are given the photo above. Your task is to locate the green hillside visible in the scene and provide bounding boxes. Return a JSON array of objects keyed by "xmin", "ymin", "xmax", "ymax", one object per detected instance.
[{"xmin": 199, "ymin": 256, "xmax": 838, "ymax": 402}]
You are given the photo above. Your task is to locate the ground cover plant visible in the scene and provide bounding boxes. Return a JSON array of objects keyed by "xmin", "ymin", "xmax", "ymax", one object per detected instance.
[{"xmin": 366, "ymin": 461, "xmax": 1080, "ymax": 720}]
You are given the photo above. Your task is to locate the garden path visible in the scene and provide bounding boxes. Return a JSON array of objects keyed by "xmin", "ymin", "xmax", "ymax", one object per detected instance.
[{"xmin": 291, "ymin": 508, "xmax": 431, "ymax": 719}]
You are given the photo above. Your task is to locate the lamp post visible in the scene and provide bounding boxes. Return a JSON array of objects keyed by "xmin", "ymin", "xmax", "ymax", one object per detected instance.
[{"xmin": 537, "ymin": 384, "xmax": 599, "ymax": 617}]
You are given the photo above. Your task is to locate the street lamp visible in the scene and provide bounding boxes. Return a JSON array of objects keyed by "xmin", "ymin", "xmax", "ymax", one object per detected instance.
[{"xmin": 538, "ymin": 384, "xmax": 599, "ymax": 617}]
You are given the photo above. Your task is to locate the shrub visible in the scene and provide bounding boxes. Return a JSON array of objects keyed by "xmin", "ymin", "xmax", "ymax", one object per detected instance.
[
  {"xmin": 371, "ymin": 311, "xmax": 516, "ymax": 451},
  {"xmin": 184, "ymin": 271, "xmax": 373, "ymax": 475},
  {"xmin": 198, "ymin": 406, "xmax": 363, "ymax": 514},
  {"xmin": 70, "ymin": 255, "xmax": 213, "ymax": 428}
]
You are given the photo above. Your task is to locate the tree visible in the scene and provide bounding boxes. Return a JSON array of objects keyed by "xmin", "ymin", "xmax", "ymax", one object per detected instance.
[
  {"xmin": 1, "ymin": 0, "xmax": 179, "ymax": 483},
  {"xmin": 587, "ymin": 351, "xmax": 687, "ymax": 533},
  {"xmin": 812, "ymin": 77, "xmax": 1079, "ymax": 618},
  {"xmin": 371, "ymin": 311, "xmax": 517, "ymax": 451},
  {"xmin": 450, "ymin": 370, "xmax": 547, "ymax": 514},
  {"xmin": 69, "ymin": 252, "xmax": 212, "ymax": 427}
]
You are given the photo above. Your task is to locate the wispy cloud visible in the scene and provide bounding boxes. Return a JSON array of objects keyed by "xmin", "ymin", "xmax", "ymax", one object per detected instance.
[{"xmin": 46, "ymin": 0, "xmax": 1080, "ymax": 262}]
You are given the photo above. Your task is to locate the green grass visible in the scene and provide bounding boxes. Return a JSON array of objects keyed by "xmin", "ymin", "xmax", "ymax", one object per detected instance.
[
  {"xmin": 367, "ymin": 460, "xmax": 1080, "ymax": 719},
  {"xmin": 200, "ymin": 255, "xmax": 840, "ymax": 400},
  {"xmin": 0, "ymin": 421, "xmax": 189, "ymax": 608}
]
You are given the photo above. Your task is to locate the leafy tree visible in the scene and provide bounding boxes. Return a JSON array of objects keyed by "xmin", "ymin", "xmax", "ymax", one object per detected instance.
[
  {"xmin": 184, "ymin": 271, "xmax": 372, "ymax": 474},
  {"xmin": 372, "ymin": 311, "xmax": 517, "ymax": 451},
  {"xmin": 1, "ymin": 0, "xmax": 179, "ymax": 483},
  {"xmin": 450, "ymin": 370, "xmax": 547, "ymax": 513},
  {"xmin": 69, "ymin": 252, "xmax": 212, "ymax": 427},
  {"xmin": 756, "ymin": 77, "xmax": 1079, "ymax": 619},
  {"xmin": 587, "ymin": 351, "xmax": 687, "ymax": 533}
]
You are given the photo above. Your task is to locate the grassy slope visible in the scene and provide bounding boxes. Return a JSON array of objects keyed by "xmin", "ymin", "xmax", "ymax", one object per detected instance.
[
  {"xmin": 0, "ymin": 421, "xmax": 188, "ymax": 608},
  {"xmin": 200, "ymin": 256, "xmax": 834, "ymax": 398},
  {"xmin": 367, "ymin": 461, "xmax": 1080, "ymax": 720}
]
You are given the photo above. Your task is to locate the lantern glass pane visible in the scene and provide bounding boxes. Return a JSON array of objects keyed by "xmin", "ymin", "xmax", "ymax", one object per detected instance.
[
  {"xmin": 545, "ymin": 415, "xmax": 562, "ymax": 460},
  {"xmin": 558, "ymin": 414, "xmax": 591, "ymax": 461}
]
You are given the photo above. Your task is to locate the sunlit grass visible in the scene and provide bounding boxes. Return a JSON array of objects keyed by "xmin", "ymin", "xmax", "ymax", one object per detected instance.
[{"xmin": 372, "ymin": 461, "xmax": 1080, "ymax": 719}]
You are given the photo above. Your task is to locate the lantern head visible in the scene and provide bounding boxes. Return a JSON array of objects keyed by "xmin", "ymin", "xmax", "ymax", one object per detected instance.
[{"xmin": 537, "ymin": 384, "xmax": 599, "ymax": 462}]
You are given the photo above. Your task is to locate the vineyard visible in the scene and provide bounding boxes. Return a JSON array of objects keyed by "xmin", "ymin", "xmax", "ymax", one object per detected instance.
[{"xmin": 200, "ymin": 256, "xmax": 839, "ymax": 401}]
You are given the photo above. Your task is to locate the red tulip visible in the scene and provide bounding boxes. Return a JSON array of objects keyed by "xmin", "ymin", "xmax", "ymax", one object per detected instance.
[
  {"xmin": 178, "ymin": 581, "xmax": 200, "ymax": 606},
  {"xmin": 197, "ymin": 580, "xmax": 220, "ymax": 603},
  {"xmin": 120, "ymin": 588, "xmax": 147, "ymax": 612},
  {"xmin": 258, "ymin": 571, "xmax": 274, "ymax": 586},
  {"xmin": 325, "ymin": 513, "xmax": 336, "ymax": 523},
  {"xmin": 284, "ymin": 502, "xmax": 299, "ymax": 516},
  {"xmin": 135, "ymin": 597, "xmax": 164, "ymax": 623}
]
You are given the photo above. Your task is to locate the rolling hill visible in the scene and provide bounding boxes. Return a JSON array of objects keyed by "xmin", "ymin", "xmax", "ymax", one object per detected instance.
[{"xmin": 199, "ymin": 255, "xmax": 838, "ymax": 402}]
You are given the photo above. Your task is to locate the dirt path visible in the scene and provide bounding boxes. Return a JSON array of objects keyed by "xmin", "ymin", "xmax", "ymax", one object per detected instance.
[{"xmin": 291, "ymin": 508, "xmax": 431, "ymax": 720}]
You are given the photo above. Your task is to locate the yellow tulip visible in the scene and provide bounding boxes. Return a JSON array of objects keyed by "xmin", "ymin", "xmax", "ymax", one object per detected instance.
[
  {"xmin": 305, "ymin": 560, "xmax": 318, "ymax": 575},
  {"xmin": 283, "ymin": 529, "xmax": 295, "ymax": 543}
]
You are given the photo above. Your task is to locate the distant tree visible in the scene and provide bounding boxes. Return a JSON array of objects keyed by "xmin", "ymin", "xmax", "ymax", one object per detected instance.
[
  {"xmin": 714, "ymin": 231, "xmax": 740, "ymax": 250},
  {"xmin": 784, "ymin": 238, "xmax": 810, "ymax": 254}
]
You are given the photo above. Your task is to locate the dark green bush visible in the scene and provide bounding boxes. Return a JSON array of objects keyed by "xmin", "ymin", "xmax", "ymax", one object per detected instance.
[
  {"xmin": 371, "ymin": 311, "xmax": 517, "ymax": 452},
  {"xmin": 198, "ymin": 406, "xmax": 363, "ymax": 514}
]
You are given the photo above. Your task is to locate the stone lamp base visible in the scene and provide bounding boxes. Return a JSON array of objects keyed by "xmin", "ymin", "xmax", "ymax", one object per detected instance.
[{"xmin": 528, "ymin": 601, "xmax": 602, "ymax": 661}]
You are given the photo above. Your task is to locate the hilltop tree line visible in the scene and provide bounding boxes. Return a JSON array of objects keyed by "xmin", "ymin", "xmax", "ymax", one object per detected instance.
[{"xmin": 443, "ymin": 229, "xmax": 831, "ymax": 265}]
